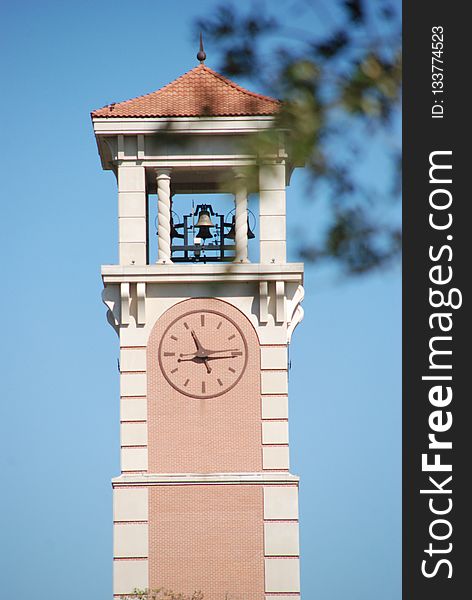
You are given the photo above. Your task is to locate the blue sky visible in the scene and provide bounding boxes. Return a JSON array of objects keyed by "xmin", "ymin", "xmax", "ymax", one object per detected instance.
[{"xmin": 0, "ymin": 1, "xmax": 400, "ymax": 599}]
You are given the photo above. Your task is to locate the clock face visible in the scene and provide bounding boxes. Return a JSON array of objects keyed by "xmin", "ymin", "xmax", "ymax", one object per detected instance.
[{"xmin": 158, "ymin": 309, "xmax": 248, "ymax": 399}]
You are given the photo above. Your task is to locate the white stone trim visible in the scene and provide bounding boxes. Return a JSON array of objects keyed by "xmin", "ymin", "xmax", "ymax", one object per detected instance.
[
  {"xmin": 263, "ymin": 486, "xmax": 299, "ymax": 520},
  {"xmin": 260, "ymin": 240, "xmax": 287, "ymax": 265},
  {"xmin": 287, "ymin": 284, "xmax": 305, "ymax": 344},
  {"xmin": 275, "ymin": 281, "xmax": 286, "ymax": 323},
  {"xmin": 264, "ymin": 522, "xmax": 299, "ymax": 556},
  {"xmin": 120, "ymin": 348, "xmax": 146, "ymax": 372},
  {"xmin": 259, "ymin": 163, "xmax": 287, "ymax": 191},
  {"xmin": 120, "ymin": 397, "xmax": 147, "ymax": 421},
  {"xmin": 102, "ymin": 285, "xmax": 120, "ymax": 333},
  {"xmin": 119, "ymin": 191, "xmax": 147, "ymax": 218},
  {"xmin": 117, "ymin": 165, "xmax": 146, "ymax": 193},
  {"xmin": 93, "ymin": 115, "xmax": 276, "ymax": 136},
  {"xmin": 260, "ymin": 215, "xmax": 286, "ymax": 242},
  {"xmin": 114, "ymin": 487, "xmax": 148, "ymax": 522},
  {"xmin": 121, "ymin": 447, "xmax": 148, "ymax": 472},
  {"xmin": 262, "ymin": 396, "xmax": 289, "ymax": 419},
  {"xmin": 121, "ymin": 422, "xmax": 147, "ymax": 447},
  {"xmin": 102, "ymin": 262, "xmax": 304, "ymax": 284},
  {"xmin": 136, "ymin": 282, "xmax": 146, "ymax": 324},
  {"xmin": 114, "ymin": 523, "xmax": 148, "ymax": 558},
  {"xmin": 259, "ymin": 281, "xmax": 269, "ymax": 323},
  {"xmin": 265, "ymin": 595, "xmax": 300, "ymax": 600},
  {"xmin": 119, "ymin": 217, "xmax": 147, "ymax": 243},
  {"xmin": 260, "ymin": 346, "xmax": 288, "ymax": 370},
  {"xmin": 259, "ymin": 190, "xmax": 286, "ymax": 216},
  {"xmin": 264, "ymin": 558, "xmax": 300, "ymax": 593},
  {"xmin": 262, "ymin": 421, "xmax": 289, "ymax": 445},
  {"xmin": 112, "ymin": 472, "xmax": 299, "ymax": 486},
  {"xmin": 263, "ymin": 446, "xmax": 290, "ymax": 470},
  {"xmin": 261, "ymin": 371, "xmax": 288, "ymax": 395},
  {"xmin": 120, "ymin": 282, "xmax": 130, "ymax": 325},
  {"xmin": 113, "ymin": 559, "xmax": 148, "ymax": 595},
  {"xmin": 120, "ymin": 373, "xmax": 147, "ymax": 397}
]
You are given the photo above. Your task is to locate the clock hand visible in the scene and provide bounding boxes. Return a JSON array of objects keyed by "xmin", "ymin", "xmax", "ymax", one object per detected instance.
[
  {"xmin": 179, "ymin": 348, "xmax": 242, "ymax": 358},
  {"xmin": 191, "ymin": 330, "xmax": 208, "ymax": 357},
  {"xmin": 177, "ymin": 355, "xmax": 212, "ymax": 373},
  {"xmin": 204, "ymin": 348, "xmax": 241, "ymax": 356}
]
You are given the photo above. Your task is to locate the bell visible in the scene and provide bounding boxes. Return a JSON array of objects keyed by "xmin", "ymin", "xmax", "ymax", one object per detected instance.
[
  {"xmin": 195, "ymin": 209, "xmax": 214, "ymax": 239},
  {"xmin": 225, "ymin": 216, "xmax": 236, "ymax": 240},
  {"xmin": 247, "ymin": 219, "xmax": 255, "ymax": 239},
  {"xmin": 170, "ymin": 218, "xmax": 184, "ymax": 240},
  {"xmin": 225, "ymin": 216, "xmax": 255, "ymax": 240}
]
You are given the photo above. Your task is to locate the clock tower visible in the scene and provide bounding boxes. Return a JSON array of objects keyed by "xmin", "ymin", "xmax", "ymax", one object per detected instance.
[{"xmin": 92, "ymin": 51, "xmax": 305, "ymax": 600}]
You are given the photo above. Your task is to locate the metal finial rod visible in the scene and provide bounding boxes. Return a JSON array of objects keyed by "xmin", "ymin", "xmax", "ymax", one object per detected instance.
[{"xmin": 197, "ymin": 32, "xmax": 206, "ymax": 63}]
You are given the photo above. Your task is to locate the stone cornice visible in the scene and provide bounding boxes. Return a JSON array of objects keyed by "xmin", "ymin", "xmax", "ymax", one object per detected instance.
[
  {"xmin": 112, "ymin": 472, "xmax": 300, "ymax": 487},
  {"xmin": 101, "ymin": 263, "xmax": 304, "ymax": 285},
  {"xmin": 92, "ymin": 115, "xmax": 279, "ymax": 136}
]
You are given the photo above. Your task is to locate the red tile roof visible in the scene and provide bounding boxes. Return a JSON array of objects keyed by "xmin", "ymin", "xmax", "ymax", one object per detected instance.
[{"xmin": 91, "ymin": 64, "xmax": 280, "ymax": 118}]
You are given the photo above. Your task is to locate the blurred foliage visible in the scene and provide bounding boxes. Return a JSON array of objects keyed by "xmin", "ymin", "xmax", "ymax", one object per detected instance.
[
  {"xmin": 127, "ymin": 588, "xmax": 204, "ymax": 600},
  {"xmin": 196, "ymin": 0, "xmax": 401, "ymax": 275}
]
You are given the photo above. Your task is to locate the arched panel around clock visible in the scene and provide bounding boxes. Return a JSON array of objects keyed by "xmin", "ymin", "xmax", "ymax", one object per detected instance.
[{"xmin": 147, "ymin": 297, "xmax": 262, "ymax": 473}]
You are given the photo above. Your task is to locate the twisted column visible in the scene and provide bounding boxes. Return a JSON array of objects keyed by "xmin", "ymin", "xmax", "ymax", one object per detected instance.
[
  {"xmin": 234, "ymin": 172, "xmax": 249, "ymax": 263},
  {"xmin": 156, "ymin": 169, "xmax": 172, "ymax": 263}
]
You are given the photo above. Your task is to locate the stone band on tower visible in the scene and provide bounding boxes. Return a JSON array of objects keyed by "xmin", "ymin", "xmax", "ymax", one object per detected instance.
[{"xmin": 92, "ymin": 56, "xmax": 305, "ymax": 600}]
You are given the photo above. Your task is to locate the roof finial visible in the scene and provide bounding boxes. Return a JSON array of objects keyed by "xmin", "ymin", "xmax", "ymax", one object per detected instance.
[{"xmin": 197, "ymin": 32, "xmax": 206, "ymax": 64}]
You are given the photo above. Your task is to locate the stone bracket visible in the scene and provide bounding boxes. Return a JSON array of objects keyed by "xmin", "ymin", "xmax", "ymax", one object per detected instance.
[
  {"xmin": 259, "ymin": 281, "xmax": 269, "ymax": 323},
  {"xmin": 275, "ymin": 281, "xmax": 286, "ymax": 323},
  {"xmin": 101, "ymin": 285, "xmax": 120, "ymax": 335},
  {"xmin": 102, "ymin": 282, "xmax": 147, "ymax": 329},
  {"xmin": 121, "ymin": 282, "xmax": 131, "ymax": 325},
  {"xmin": 137, "ymin": 282, "xmax": 146, "ymax": 325},
  {"xmin": 287, "ymin": 285, "xmax": 305, "ymax": 344}
]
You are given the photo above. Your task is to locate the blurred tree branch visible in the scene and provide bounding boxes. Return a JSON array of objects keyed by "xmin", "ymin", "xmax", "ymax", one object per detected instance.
[
  {"xmin": 127, "ymin": 588, "xmax": 204, "ymax": 600},
  {"xmin": 195, "ymin": 0, "xmax": 401, "ymax": 275}
]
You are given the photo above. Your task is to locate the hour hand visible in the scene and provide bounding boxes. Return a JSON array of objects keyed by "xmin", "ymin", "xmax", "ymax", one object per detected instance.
[
  {"xmin": 191, "ymin": 330, "xmax": 206, "ymax": 355},
  {"xmin": 177, "ymin": 355, "xmax": 212, "ymax": 373}
]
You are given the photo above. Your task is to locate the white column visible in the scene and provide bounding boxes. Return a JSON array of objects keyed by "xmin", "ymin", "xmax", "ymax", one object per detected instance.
[
  {"xmin": 234, "ymin": 172, "xmax": 249, "ymax": 263},
  {"xmin": 259, "ymin": 162, "xmax": 287, "ymax": 264},
  {"xmin": 117, "ymin": 165, "xmax": 147, "ymax": 265},
  {"xmin": 156, "ymin": 169, "xmax": 172, "ymax": 263}
]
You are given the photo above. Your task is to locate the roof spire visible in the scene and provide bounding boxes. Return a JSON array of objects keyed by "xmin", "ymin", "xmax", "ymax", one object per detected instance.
[{"xmin": 197, "ymin": 32, "xmax": 206, "ymax": 64}]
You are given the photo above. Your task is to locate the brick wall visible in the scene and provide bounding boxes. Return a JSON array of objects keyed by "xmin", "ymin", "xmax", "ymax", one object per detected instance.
[
  {"xmin": 149, "ymin": 484, "xmax": 265, "ymax": 599},
  {"xmin": 147, "ymin": 298, "xmax": 262, "ymax": 473}
]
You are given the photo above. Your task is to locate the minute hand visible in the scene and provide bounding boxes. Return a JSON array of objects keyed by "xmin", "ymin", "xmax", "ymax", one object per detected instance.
[
  {"xmin": 179, "ymin": 348, "xmax": 241, "ymax": 358},
  {"xmin": 204, "ymin": 348, "xmax": 241, "ymax": 356}
]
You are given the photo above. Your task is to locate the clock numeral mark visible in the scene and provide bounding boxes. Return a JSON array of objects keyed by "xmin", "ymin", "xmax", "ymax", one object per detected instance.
[
  {"xmin": 201, "ymin": 314, "xmax": 205, "ymax": 327},
  {"xmin": 216, "ymin": 321, "xmax": 222, "ymax": 330},
  {"xmin": 217, "ymin": 378, "xmax": 223, "ymax": 387},
  {"xmin": 228, "ymin": 367, "xmax": 236, "ymax": 373},
  {"xmin": 164, "ymin": 352, "xmax": 175, "ymax": 357},
  {"xmin": 170, "ymin": 335, "xmax": 178, "ymax": 341},
  {"xmin": 183, "ymin": 378, "xmax": 190, "ymax": 387},
  {"xmin": 171, "ymin": 368, "xmax": 178, "ymax": 374},
  {"xmin": 201, "ymin": 381, "xmax": 206, "ymax": 394},
  {"xmin": 228, "ymin": 334, "xmax": 235, "ymax": 341},
  {"xmin": 183, "ymin": 322, "xmax": 189, "ymax": 330},
  {"xmin": 231, "ymin": 351, "xmax": 243, "ymax": 356}
]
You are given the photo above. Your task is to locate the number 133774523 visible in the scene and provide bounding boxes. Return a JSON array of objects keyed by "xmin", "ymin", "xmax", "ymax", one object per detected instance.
[{"xmin": 432, "ymin": 26, "xmax": 444, "ymax": 119}]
